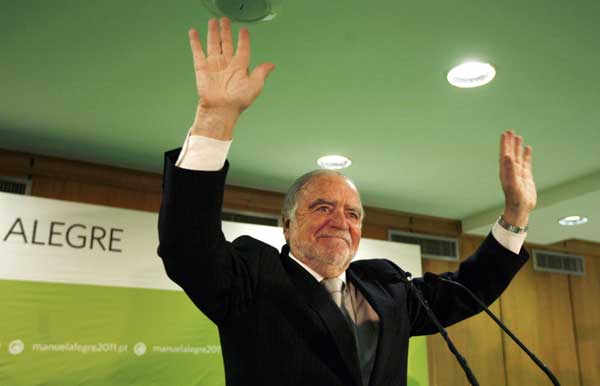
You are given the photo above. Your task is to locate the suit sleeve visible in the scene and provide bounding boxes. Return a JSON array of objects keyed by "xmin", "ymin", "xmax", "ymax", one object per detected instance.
[
  {"xmin": 157, "ymin": 149, "xmax": 262, "ymax": 325},
  {"xmin": 408, "ymin": 233, "xmax": 529, "ymax": 336}
]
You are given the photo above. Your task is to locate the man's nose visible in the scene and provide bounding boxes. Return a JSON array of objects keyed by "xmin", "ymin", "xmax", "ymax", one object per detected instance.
[{"xmin": 329, "ymin": 209, "xmax": 349, "ymax": 229}]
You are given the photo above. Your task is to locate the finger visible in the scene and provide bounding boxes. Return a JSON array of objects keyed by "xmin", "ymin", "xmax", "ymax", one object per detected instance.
[
  {"xmin": 500, "ymin": 130, "xmax": 511, "ymax": 159},
  {"xmin": 220, "ymin": 17, "xmax": 233, "ymax": 58},
  {"xmin": 188, "ymin": 28, "xmax": 206, "ymax": 67},
  {"xmin": 235, "ymin": 28, "xmax": 251, "ymax": 67},
  {"xmin": 523, "ymin": 145, "xmax": 533, "ymax": 172},
  {"xmin": 500, "ymin": 154, "xmax": 516, "ymax": 187},
  {"xmin": 514, "ymin": 135, "xmax": 523, "ymax": 164},
  {"xmin": 207, "ymin": 18, "xmax": 221, "ymax": 56},
  {"xmin": 249, "ymin": 62, "xmax": 276, "ymax": 89}
]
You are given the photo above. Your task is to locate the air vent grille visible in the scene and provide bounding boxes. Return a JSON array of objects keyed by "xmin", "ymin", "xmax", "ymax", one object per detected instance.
[
  {"xmin": 0, "ymin": 177, "xmax": 31, "ymax": 195},
  {"xmin": 389, "ymin": 230, "xmax": 459, "ymax": 261},
  {"xmin": 533, "ymin": 249, "xmax": 584, "ymax": 276},
  {"xmin": 221, "ymin": 211, "xmax": 279, "ymax": 227}
]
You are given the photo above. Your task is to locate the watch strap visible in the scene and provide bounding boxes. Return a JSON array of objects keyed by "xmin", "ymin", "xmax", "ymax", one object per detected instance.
[{"xmin": 498, "ymin": 215, "xmax": 528, "ymax": 234}]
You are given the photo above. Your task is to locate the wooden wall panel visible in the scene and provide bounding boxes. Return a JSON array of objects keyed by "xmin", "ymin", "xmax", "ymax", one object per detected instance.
[
  {"xmin": 570, "ymin": 254, "xmax": 600, "ymax": 386},
  {"xmin": 500, "ymin": 249, "xmax": 581, "ymax": 386},
  {"xmin": 424, "ymin": 234, "xmax": 507, "ymax": 386},
  {"xmin": 361, "ymin": 223, "xmax": 388, "ymax": 240},
  {"xmin": 0, "ymin": 148, "xmax": 32, "ymax": 177},
  {"xmin": 223, "ymin": 185, "xmax": 284, "ymax": 216},
  {"xmin": 31, "ymin": 175, "xmax": 162, "ymax": 213},
  {"xmin": 550, "ymin": 239, "xmax": 600, "ymax": 258},
  {"xmin": 31, "ymin": 154, "xmax": 162, "ymax": 193},
  {"xmin": 364, "ymin": 207, "xmax": 461, "ymax": 237}
]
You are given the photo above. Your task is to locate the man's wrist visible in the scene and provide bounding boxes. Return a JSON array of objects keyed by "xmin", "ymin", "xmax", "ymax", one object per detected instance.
[
  {"xmin": 190, "ymin": 105, "xmax": 241, "ymax": 140},
  {"xmin": 501, "ymin": 205, "xmax": 531, "ymax": 228},
  {"xmin": 498, "ymin": 215, "xmax": 529, "ymax": 234}
]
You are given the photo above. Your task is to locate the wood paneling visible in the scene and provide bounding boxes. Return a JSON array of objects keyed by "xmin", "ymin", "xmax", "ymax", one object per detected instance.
[
  {"xmin": 363, "ymin": 206, "xmax": 462, "ymax": 237},
  {"xmin": 31, "ymin": 175, "xmax": 162, "ymax": 212},
  {"xmin": 500, "ymin": 248, "xmax": 581, "ymax": 386},
  {"xmin": 0, "ymin": 148, "xmax": 162, "ymax": 193},
  {"xmin": 570, "ymin": 254, "xmax": 600, "ymax": 386},
  {"xmin": 0, "ymin": 148, "xmax": 32, "ymax": 178},
  {"xmin": 31, "ymin": 154, "xmax": 162, "ymax": 193},
  {"xmin": 548, "ymin": 239, "xmax": 599, "ymax": 386},
  {"xmin": 361, "ymin": 223, "xmax": 388, "ymax": 240},
  {"xmin": 550, "ymin": 239, "xmax": 600, "ymax": 258},
  {"xmin": 425, "ymin": 234, "xmax": 507, "ymax": 386},
  {"xmin": 223, "ymin": 185, "xmax": 284, "ymax": 216}
]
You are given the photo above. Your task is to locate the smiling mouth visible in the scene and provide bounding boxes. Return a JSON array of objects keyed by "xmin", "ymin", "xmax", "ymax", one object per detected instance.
[{"xmin": 318, "ymin": 235, "xmax": 351, "ymax": 245}]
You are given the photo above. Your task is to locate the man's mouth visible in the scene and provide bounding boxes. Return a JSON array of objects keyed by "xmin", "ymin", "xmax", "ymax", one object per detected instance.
[{"xmin": 317, "ymin": 235, "xmax": 351, "ymax": 245}]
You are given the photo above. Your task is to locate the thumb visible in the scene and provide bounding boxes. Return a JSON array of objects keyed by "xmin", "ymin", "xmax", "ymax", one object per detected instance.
[{"xmin": 249, "ymin": 62, "xmax": 276, "ymax": 86}]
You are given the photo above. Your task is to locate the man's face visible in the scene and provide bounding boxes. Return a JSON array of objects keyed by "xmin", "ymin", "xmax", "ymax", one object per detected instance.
[{"xmin": 284, "ymin": 174, "xmax": 363, "ymax": 277}]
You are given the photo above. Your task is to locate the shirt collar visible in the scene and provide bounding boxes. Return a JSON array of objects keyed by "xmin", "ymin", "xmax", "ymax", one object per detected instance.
[{"xmin": 288, "ymin": 251, "xmax": 346, "ymax": 284}]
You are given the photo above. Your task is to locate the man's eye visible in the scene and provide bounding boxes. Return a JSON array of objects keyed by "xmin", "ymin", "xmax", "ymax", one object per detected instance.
[
  {"xmin": 348, "ymin": 212, "xmax": 360, "ymax": 220},
  {"xmin": 318, "ymin": 206, "xmax": 329, "ymax": 212}
]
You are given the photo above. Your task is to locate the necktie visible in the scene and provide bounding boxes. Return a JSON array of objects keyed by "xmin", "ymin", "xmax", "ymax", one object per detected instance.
[
  {"xmin": 321, "ymin": 278, "xmax": 356, "ymax": 326},
  {"xmin": 322, "ymin": 278, "xmax": 378, "ymax": 386},
  {"xmin": 321, "ymin": 277, "xmax": 344, "ymax": 307}
]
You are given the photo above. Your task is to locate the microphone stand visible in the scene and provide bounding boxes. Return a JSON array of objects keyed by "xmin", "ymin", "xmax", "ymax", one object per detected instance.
[
  {"xmin": 396, "ymin": 270, "xmax": 481, "ymax": 386},
  {"xmin": 425, "ymin": 273, "xmax": 561, "ymax": 386}
]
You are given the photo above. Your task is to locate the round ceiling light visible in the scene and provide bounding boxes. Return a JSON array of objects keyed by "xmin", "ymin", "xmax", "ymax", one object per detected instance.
[
  {"xmin": 201, "ymin": 0, "xmax": 281, "ymax": 23},
  {"xmin": 317, "ymin": 155, "xmax": 352, "ymax": 170},
  {"xmin": 558, "ymin": 215, "xmax": 589, "ymax": 226},
  {"xmin": 447, "ymin": 61, "xmax": 496, "ymax": 88}
]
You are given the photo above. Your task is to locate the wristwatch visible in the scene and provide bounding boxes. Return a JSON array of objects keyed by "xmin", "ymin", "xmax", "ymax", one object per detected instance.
[{"xmin": 498, "ymin": 215, "xmax": 528, "ymax": 234}]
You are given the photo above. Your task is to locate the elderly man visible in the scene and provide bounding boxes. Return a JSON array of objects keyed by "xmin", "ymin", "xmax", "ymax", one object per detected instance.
[{"xmin": 158, "ymin": 18, "xmax": 534, "ymax": 386}]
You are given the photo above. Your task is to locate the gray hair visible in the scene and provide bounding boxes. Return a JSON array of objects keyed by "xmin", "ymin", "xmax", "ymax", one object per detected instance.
[{"xmin": 281, "ymin": 169, "xmax": 364, "ymax": 223}]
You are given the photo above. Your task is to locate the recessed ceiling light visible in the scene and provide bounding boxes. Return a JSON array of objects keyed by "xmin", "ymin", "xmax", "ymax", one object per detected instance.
[
  {"xmin": 447, "ymin": 61, "xmax": 496, "ymax": 88},
  {"xmin": 201, "ymin": 0, "xmax": 282, "ymax": 23},
  {"xmin": 317, "ymin": 155, "xmax": 352, "ymax": 170},
  {"xmin": 558, "ymin": 215, "xmax": 589, "ymax": 226}
]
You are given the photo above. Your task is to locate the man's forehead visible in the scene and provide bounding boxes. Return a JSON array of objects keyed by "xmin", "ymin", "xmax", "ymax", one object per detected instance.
[
  {"xmin": 304, "ymin": 174, "xmax": 357, "ymax": 190},
  {"xmin": 299, "ymin": 175, "xmax": 361, "ymax": 203}
]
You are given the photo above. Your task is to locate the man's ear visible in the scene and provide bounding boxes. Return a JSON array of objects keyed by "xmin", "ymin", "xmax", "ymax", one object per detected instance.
[{"xmin": 282, "ymin": 218, "xmax": 291, "ymax": 239}]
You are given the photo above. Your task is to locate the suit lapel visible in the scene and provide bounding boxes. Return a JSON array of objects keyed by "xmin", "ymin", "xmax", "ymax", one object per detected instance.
[
  {"xmin": 347, "ymin": 268, "xmax": 398, "ymax": 386},
  {"xmin": 280, "ymin": 246, "xmax": 363, "ymax": 386}
]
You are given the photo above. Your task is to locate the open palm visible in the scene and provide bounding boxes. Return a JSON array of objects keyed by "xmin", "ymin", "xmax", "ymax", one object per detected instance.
[
  {"xmin": 189, "ymin": 18, "xmax": 275, "ymax": 113},
  {"xmin": 499, "ymin": 131, "xmax": 537, "ymax": 217}
]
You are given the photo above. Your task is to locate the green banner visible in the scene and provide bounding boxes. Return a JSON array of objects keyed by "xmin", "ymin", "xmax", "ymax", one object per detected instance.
[{"xmin": 0, "ymin": 280, "xmax": 224, "ymax": 386}]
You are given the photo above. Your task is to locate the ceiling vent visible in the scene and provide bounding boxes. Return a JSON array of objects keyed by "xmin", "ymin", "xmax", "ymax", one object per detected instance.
[
  {"xmin": 533, "ymin": 249, "xmax": 585, "ymax": 276},
  {"xmin": 0, "ymin": 177, "xmax": 31, "ymax": 195},
  {"xmin": 221, "ymin": 210, "xmax": 279, "ymax": 227},
  {"xmin": 388, "ymin": 230, "xmax": 459, "ymax": 261}
]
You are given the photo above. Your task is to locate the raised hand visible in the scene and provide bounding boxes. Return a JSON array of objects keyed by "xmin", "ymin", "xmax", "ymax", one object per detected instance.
[
  {"xmin": 499, "ymin": 130, "xmax": 537, "ymax": 227},
  {"xmin": 189, "ymin": 18, "xmax": 276, "ymax": 140}
]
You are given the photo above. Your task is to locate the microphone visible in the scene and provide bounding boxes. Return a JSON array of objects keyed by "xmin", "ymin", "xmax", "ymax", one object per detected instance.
[
  {"xmin": 424, "ymin": 273, "xmax": 562, "ymax": 386},
  {"xmin": 396, "ymin": 270, "xmax": 481, "ymax": 386}
]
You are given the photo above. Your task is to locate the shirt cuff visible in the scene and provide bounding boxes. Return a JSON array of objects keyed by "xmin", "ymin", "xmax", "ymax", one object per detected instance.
[
  {"xmin": 175, "ymin": 131, "xmax": 232, "ymax": 171},
  {"xmin": 491, "ymin": 220, "xmax": 527, "ymax": 254}
]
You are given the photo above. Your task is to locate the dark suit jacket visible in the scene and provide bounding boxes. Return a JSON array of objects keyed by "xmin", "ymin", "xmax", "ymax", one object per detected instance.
[{"xmin": 157, "ymin": 149, "xmax": 529, "ymax": 386}]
